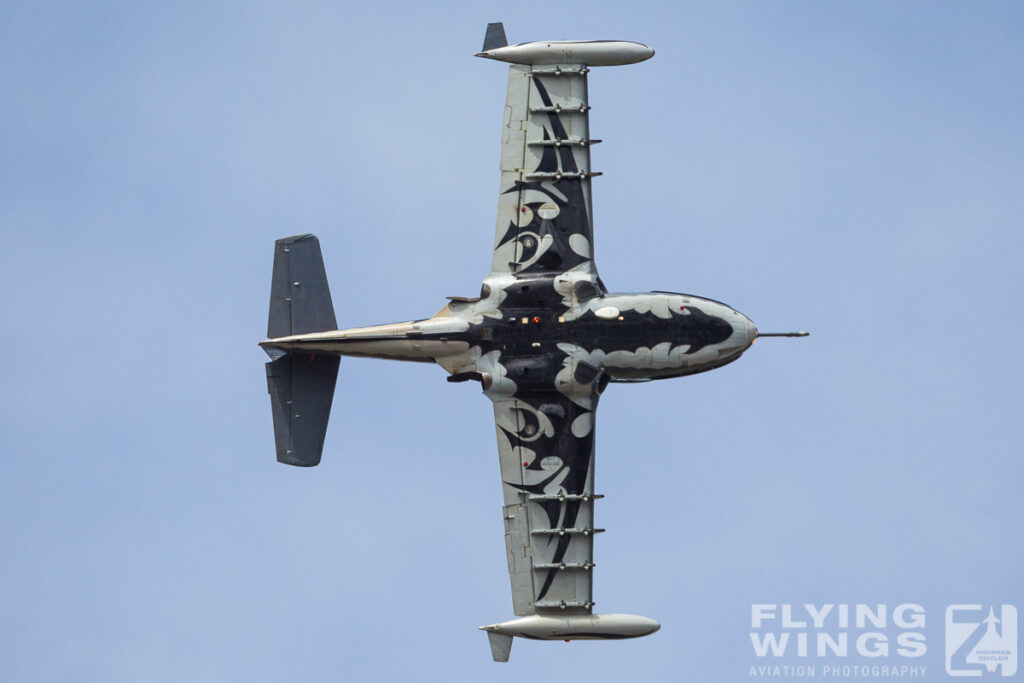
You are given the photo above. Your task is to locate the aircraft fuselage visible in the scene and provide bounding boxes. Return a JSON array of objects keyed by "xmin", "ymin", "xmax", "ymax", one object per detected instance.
[{"xmin": 260, "ymin": 290, "xmax": 757, "ymax": 385}]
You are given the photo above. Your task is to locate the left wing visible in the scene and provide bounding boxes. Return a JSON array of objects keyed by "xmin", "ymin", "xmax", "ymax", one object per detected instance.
[
  {"xmin": 488, "ymin": 62, "xmax": 600, "ymax": 280},
  {"xmin": 492, "ymin": 392, "xmax": 601, "ymax": 615}
]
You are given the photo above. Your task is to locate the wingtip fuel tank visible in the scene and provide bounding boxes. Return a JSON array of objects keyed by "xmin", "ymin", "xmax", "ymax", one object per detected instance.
[
  {"xmin": 475, "ymin": 22, "xmax": 653, "ymax": 66},
  {"xmin": 479, "ymin": 613, "xmax": 661, "ymax": 661}
]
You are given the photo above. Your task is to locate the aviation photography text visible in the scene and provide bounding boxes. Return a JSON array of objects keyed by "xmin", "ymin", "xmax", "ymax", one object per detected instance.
[{"xmin": 749, "ymin": 603, "xmax": 928, "ymax": 679}]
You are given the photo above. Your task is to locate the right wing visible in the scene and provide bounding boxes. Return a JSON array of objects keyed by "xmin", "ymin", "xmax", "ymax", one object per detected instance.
[
  {"xmin": 489, "ymin": 63, "xmax": 601, "ymax": 280},
  {"xmin": 492, "ymin": 392, "xmax": 601, "ymax": 615}
]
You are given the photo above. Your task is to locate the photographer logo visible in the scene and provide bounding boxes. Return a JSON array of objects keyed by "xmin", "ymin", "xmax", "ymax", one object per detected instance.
[{"xmin": 945, "ymin": 605, "xmax": 1017, "ymax": 677}]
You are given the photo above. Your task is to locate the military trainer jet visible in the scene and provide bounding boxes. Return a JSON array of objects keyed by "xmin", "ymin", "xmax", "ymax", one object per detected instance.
[{"xmin": 259, "ymin": 23, "xmax": 806, "ymax": 662}]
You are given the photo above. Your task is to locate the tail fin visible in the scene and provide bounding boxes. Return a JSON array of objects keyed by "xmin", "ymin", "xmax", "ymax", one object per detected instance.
[
  {"xmin": 268, "ymin": 234, "xmax": 337, "ymax": 338},
  {"xmin": 486, "ymin": 632, "xmax": 513, "ymax": 662},
  {"xmin": 265, "ymin": 234, "xmax": 340, "ymax": 467},
  {"xmin": 266, "ymin": 354, "xmax": 339, "ymax": 466},
  {"xmin": 481, "ymin": 22, "xmax": 508, "ymax": 52}
]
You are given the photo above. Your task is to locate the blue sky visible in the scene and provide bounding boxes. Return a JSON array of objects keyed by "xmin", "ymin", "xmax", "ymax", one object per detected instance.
[{"xmin": 2, "ymin": 2, "xmax": 1023, "ymax": 681}]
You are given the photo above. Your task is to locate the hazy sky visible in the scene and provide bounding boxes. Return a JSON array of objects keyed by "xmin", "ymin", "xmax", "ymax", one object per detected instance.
[{"xmin": 2, "ymin": 2, "xmax": 1022, "ymax": 681}]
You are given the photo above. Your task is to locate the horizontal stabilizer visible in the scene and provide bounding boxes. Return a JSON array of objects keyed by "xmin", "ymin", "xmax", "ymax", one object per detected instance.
[
  {"xmin": 268, "ymin": 234, "xmax": 337, "ymax": 339},
  {"xmin": 266, "ymin": 354, "xmax": 340, "ymax": 466}
]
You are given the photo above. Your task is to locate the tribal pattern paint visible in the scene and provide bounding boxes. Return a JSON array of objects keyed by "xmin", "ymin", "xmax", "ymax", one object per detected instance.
[{"xmin": 261, "ymin": 65, "xmax": 760, "ymax": 618}]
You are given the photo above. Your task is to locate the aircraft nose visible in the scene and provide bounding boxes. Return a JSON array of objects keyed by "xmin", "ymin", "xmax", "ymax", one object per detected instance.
[
  {"xmin": 729, "ymin": 310, "xmax": 757, "ymax": 349},
  {"xmin": 718, "ymin": 307, "xmax": 757, "ymax": 355},
  {"xmin": 743, "ymin": 314, "xmax": 758, "ymax": 343}
]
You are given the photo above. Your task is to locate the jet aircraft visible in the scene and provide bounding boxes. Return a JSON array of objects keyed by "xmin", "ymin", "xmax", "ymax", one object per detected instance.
[{"xmin": 259, "ymin": 23, "xmax": 807, "ymax": 662}]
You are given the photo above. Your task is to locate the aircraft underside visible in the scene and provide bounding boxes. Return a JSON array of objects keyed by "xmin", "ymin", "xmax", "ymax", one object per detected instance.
[{"xmin": 257, "ymin": 23, "xmax": 805, "ymax": 662}]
